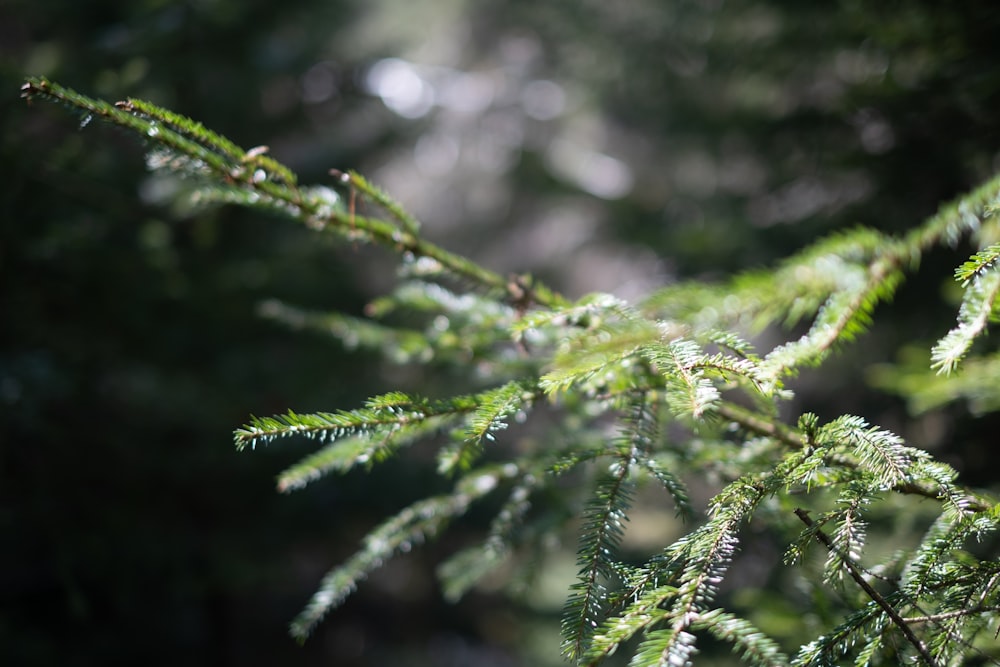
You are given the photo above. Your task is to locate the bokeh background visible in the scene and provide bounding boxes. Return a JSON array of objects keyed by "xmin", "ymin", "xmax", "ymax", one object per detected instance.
[{"xmin": 4, "ymin": 0, "xmax": 1000, "ymax": 664}]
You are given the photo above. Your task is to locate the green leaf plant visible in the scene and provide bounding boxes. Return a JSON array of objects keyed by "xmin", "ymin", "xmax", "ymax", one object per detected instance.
[{"xmin": 23, "ymin": 77, "xmax": 1000, "ymax": 666}]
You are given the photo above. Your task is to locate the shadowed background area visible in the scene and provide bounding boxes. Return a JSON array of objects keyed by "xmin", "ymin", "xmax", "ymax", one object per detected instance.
[{"xmin": 4, "ymin": 0, "xmax": 1000, "ymax": 664}]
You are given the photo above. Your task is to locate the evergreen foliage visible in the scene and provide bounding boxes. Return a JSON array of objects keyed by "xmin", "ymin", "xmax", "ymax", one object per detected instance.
[{"xmin": 22, "ymin": 75, "xmax": 1000, "ymax": 665}]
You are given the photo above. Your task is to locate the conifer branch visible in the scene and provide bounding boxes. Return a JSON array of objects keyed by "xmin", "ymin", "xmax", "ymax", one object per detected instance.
[
  {"xmin": 540, "ymin": 318, "xmax": 659, "ymax": 396},
  {"xmin": 716, "ymin": 402, "xmax": 989, "ymax": 511},
  {"xmin": 25, "ymin": 76, "xmax": 1000, "ymax": 665},
  {"xmin": 903, "ymin": 606, "xmax": 1000, "ymax": 624},
  {"xmin": 20, "ymin": 77, "xmax": 567, "ymax": 310},
  {"xmin": 439, "ymin": 380, "xmax": 536, "ymax": 474},
  {"xmin": 274, "ymin": 416, "xmax": 449, "ymax": 492},
  {"xmin": 691, "ymin": 609, "xmax": 790, "ymax": 667},
  {"xmin": 794, "ymin": 508, "xmax": 940, "ymax": 667},
  {"xmin": 621, "ymin": 476, "xmax": 776, "ymax": 667},
  {"xmin": 562, "ymin": 450, "xmax": 636, "ymax": 661},
  {"xmin": 643, "ymin": 338, "xmax": 722, "ymax": 418},
  {"xmin": 932, "ymin": 268, "xmax": 1000, "ymax": 374},
  {"xmin": 760, "ymin": 250, "xmax": 905, "ymax": 381},
  {"xmin": 234, "ymin": 394, "xmax": 452, "ymax": 450},
  {"xmin": 331, "ymin": 168, "xmax": 420, "ymax": 235},
  {"xmin": 956, "ymin": 244, "xmax": 1000, "ymax": 286},
  {"xmin": 904, "ymin": 170, "xmax": 1000, "ymax": 252},
  {"xmin": 258, "ymin": 299, "xmax": 434, "ymax": 363},
  {"xmin": 715, "ymin": 401, "xmax": 807, "ymax": 449},
  {"xmin": 290, "ymin": 463, "xmax": 519, "ymax": 640},
  {"xmin": 437, "ymin": 470, "xmax": 540, "ymax": 601},
  {"xmin": 113, "ymin": 96, "xmax": 251, "ymax": 167}
]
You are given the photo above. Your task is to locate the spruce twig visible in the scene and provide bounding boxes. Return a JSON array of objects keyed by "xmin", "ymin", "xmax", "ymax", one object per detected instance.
[{"xmin": 794, "ymin": 508, "xmax": 940, "ymax": 667}]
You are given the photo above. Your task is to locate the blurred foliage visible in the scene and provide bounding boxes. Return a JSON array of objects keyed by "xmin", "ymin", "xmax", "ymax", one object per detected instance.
[{"xmin": 5, "ymin": 0, "xmax": 1000, "ymax": 665}]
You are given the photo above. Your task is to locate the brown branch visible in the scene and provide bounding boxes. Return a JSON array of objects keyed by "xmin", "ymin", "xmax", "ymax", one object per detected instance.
[
  {"xmin": 717, "ymin": 402, "xmax": 988, "ymax": 511},
  {"xmin": 794, "ymin": 508, "xmax": 940, "ymax": 667},
  {"xmin": 715, "ymin": 402, "xmax": 807, "ymax": 450}
]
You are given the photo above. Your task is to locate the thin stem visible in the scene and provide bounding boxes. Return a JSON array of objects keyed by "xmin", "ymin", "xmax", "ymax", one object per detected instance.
[
  {"xmin": 715, "ymin": 402, "xmax": 807, "ymax": 450},
  {"xmin": 903, "ymin": 607, "xmax": 1000, "ymax": 624},
  {"xmin": 332, "ymin": 168, "xmax": 421, "ymax": 235},
  {"xmin": 716, "ymin": 402, "xmax": 988, "ymax": 511}
]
